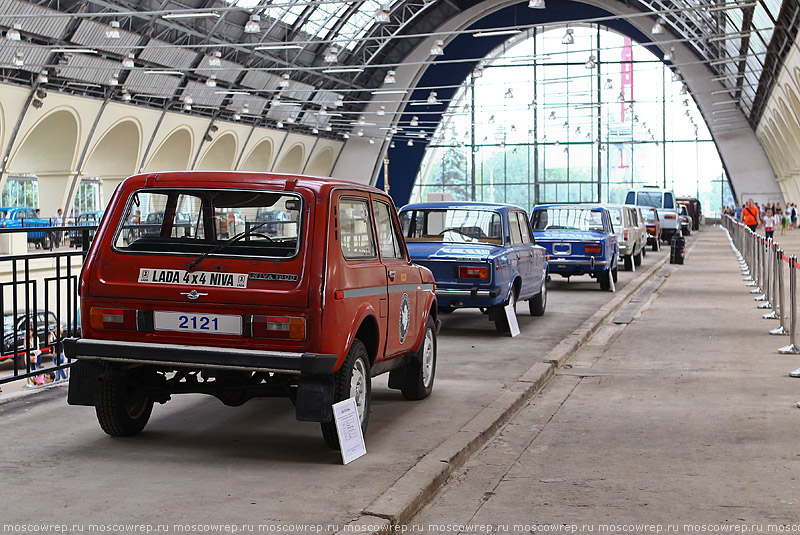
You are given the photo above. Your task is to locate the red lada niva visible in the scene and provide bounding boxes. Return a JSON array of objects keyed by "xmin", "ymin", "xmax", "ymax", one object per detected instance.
[{"xmin": 66, "ymin": 172, "xmax": 438, "ymax": 449}]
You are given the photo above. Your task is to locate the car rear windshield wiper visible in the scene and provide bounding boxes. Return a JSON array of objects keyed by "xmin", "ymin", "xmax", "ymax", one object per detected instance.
[{"xmin": 187, "ymin": 222, "xmax": 269, "ymax": 271}]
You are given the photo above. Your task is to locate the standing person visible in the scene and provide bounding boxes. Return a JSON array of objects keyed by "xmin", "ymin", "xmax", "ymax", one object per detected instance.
[
  {"xmin": 781, "ymin": 206, "xmax": 789, "ymax": 235},
  {"xmin": 792, "ymin": 204, "xmax": 798, "ymax": 230},
  {"xmin": 763, "ymin": 209, "xmax": 776, "ymax": 240},
  {"xmin": 742, "ymin": 199, "xmax": 760, "ymax": 232},
  {"xmin": 735, "ymin": 204, "xmax": 743, "ymax": 222},
  {"xmin": 50, "ymin": 328, "xmax": 68, "ymax": 381},
  {"xmin": 51, "ymin": 208, "xmax": 63, "ymax": 248}
]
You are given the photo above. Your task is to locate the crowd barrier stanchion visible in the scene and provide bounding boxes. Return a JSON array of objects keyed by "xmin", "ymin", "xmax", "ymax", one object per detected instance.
[
  {"xmin": 771, "ymin": 249, "xmax": 789, "ymax": 335},
  {"xmin": 758, "ymin": 239, "xmax": 773, "ymax": 308},
  {"xmin": 764, "ymin": 241, "xmax": 780, "ymax": 319},
  {"xmin": 755, "ymin": 238, "xmax": 768, "ymax": 300},
  {"xmin": 779, "ymin": 255, "xmax": 800, "ymax": 354}
]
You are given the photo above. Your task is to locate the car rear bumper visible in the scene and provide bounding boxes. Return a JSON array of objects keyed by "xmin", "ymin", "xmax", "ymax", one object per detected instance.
[
  {"xmin": 64, "ymin": 338, "xmax": 338, "ymax": 375},
  {"xmin": 435, "ymin": 287, "xmax": 502, "ymax": 298},
  {"xmin": 547, "ymin": 257, "xmax": 610, "ymax": 274}
]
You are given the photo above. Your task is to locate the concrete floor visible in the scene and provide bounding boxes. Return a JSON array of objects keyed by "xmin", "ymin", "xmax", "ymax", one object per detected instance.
[
  {"xmin": 0, "ymin": 242, "xmax": 663, "ymax": 530},
  {"xmin": 412, "ymin": 227, "xmax": 800, "ymax": 530}
]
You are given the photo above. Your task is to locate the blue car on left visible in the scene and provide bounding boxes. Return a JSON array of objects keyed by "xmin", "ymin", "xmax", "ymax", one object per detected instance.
[
  {"xmin": 0, "ymin": 207, "xmax": 53, "ymax": 248},
  {"xmin": 398, "ymin": 202, "xmax": 547, "ymax": 333}
]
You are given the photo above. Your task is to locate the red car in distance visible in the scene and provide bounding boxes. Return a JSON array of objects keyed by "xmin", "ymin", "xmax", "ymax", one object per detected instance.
[{"xmin": 65, "ymin": 172, "xmax": 439, "ymax": 450}]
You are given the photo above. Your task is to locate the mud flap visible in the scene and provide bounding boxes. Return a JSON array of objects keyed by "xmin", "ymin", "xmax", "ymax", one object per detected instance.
[
  {"xmin": 295, "ymin": 375, "xmax": 335, "ymax": 422},
  {"xmin": 67, "ymin": 360, "xmax": 103, "ymax": 406}
]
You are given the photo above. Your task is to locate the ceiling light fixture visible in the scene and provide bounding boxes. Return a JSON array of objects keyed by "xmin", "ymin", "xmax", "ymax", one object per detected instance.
[
  {"xmin": 244, "ymin": 14, "xmax": 261, "ymax": 34},
  {"xmin": 473, "ymin": 65, "xmax": 484, "ymax": 78},
  {"xmin": 279, "ymin": 73, "xmax": 290, "ymax": 87},
  {"xmin": 277, "ymin": 121, "xmax": 284, "ymax": 128},
  {"xmin": 652, "ymin": 18, "xmax": 665, "ymax": 35},
  {"xmin": 233, "ymin": 113, "xmax": 241, "ymax": 121},
  {"xmin": 343, "ymin": 132, "xmax": 350, "ymax": 139},
  {"xmin": 585, "ymin": 55, "xmax": 596, "ymax": 69},
  {"xmin": 663, "ymin": 47, "xmax": 674, "ymax": 62},
  {"xmin": 108, "ymin": 74, "xmax": 119, "ymax": 86},
  {"xmin": 6, "ymin": 23, "xmax": 21, "ymax": 41},
  {"xmin": 324, "ymin": 47, "xmax": 339, "ymax": 63},
  {"xmin": 375, "ymin": 5, "xmax": 391, "ymax": 23},
  {"xmin": 105, "ymin": 20, "xmax": 121, "ymax": 39},
  {"xmin": 122, "ymin": 90, "xmax": 131, "ymax": 102},
  {"xmin": 604, "ymin": 78, "xmax": 612, "ymax": 89},
  {"xmin": 254, "ymin": 44, "xmax": 302, "ymax": 51},
  {"xmin": 427, "ymin": 91, "xmax": 439, "ymax": 104},
  {"xmin": 529, "ymin": 0, "xmax": 545, "ymax": 8},
  {"xmin": 205, "ymin": 75, "xmax": 217, "ymax": 88},
  {"xmin": 430, "ymin": 39, "xmax": 444, "ymax": 56},
  {"xmin": 504, "ymin": 88, "xmax": 514, "ymax": 99},
  {"xmin": 410, "ymin": 116, "xmax": 419, "ymax": 127},
  {"xmin": 163, "ymin": 11, "xmax": 220, "ymax": 19},
  {"xmin": 209, "ymin": 51, "xmax": 222, "ymax": 67},
  {"xmin": 321, "ymin": 67, "xmax": 365, "ymax": 74},
  {"xmin": 122, "ymin": 53, "xmax": 135, "ymax": 69},
  {"xmin": 562, "ymin": 28, "xmax": 574, "ymax": 45},
  {"xmin": 371, "ymin": 89, "xmax": 407, "ymax": 95},
  {"xmin": 13, "ymin": 51, "xmax": 23, "ymax": 67},
  {"xmin": 377, "ymin": 106, "xmax": 385, "ymax": 116},
  {"xmin": 145, "ymin": 70, "xmax": 183, "ymax": 76},
  {"xmin": 384, "ymin": 69, "xmax": 396, "ymax": 84},
  {"xmin": 407, "ymin": 140, "xmax": 413, "ymax": 147},
  {"xmin": 473, "ymin": 29, "xmax": 521, "ymax": 38}
]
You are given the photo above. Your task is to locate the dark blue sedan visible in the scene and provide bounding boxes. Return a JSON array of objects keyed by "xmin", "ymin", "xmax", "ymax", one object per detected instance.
[
  {"xmin": 530, "ymin": 204, "xmax": 619, "ymax": 291},
  {"xmin": 399, "ymin": 202, "xmax": 547, "ymax": 332}
]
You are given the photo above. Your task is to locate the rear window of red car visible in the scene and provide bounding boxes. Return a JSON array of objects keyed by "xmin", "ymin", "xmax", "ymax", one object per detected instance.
[{"xmin": 112, "ymin": 188, "xmax": 303, "ymax": 259}]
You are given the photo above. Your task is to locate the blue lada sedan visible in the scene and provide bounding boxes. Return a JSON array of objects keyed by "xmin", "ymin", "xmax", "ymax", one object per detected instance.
[
  {"xmin": 399, "ymin": 202, "xmax": 547, "ymax": 333},
  {"xmin": 530, "ymin": 204, "xmax": 619, "ymax": 291}
]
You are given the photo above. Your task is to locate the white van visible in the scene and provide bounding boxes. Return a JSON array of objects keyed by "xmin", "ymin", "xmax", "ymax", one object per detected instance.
[{"xmin": 624, "ymin": 187, "xmax": 681, "ymax": 242}]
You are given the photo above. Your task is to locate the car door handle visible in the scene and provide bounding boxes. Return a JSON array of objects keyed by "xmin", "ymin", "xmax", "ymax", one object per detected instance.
[{"xmin": 388, "ymin": 270, "xmax": 396, "ymax": 280}]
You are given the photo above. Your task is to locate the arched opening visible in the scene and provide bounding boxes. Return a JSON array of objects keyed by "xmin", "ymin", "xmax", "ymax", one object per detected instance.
[
  {"xmin": 144, "ymin": 128, "xmax": 192, "ymax": 173},
  {"xmin": 410, "ymin": 25, "xmax": 732, "ymax": 215},
  {"xmin": 6, "ymin": 109, "xmax": 79, "ymax": 218},
  {"xmin": 83, "ymin": 120, "xmax": 141, "ymax": 213},
  {"xmin": 239, "ymin": 138, "xmax": 274, "ymax": 172},
  {"xmin": 305, "ymin": 148, "xmax": 334, "ymax": 176},
  {"xmin": 274, "ymin": 144, "xmax": 304, "ymax": 174},
  {"xmin": 196, "ymin": 132, "xmax": 237, "ymax": 171}
]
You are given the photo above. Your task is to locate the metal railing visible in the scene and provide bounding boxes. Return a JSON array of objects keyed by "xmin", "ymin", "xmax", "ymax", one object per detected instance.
[
  {"xmin": 722, "ymin": 216, "xmax": 800, "ymax": 362},
  {"xmin": 0, "ymin": 225, "xmax": 96, "ymax": 387}
]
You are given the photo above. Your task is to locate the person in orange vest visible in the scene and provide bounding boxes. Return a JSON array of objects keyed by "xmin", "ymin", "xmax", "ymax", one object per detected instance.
[{"xmin": 742, "ymin": 198, "xmax": 760, "ymax": 232}]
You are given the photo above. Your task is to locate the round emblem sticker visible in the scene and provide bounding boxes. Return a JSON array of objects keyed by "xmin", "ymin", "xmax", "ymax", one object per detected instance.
[{"xmin": 399, "ymin": 293, "xmax": 411, "ymax": 345}]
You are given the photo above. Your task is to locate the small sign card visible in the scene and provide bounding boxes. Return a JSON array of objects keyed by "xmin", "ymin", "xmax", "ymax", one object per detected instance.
[
  {"xmin": 505, "ymin": 303, "xmax": 520, "ymax": 337},
  {"xmin": 332, "ymin": 397, "xmax": 367, "ymax": 465}
]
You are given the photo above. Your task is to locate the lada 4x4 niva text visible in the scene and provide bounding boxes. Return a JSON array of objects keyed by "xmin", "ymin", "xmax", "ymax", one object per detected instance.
[{"xmin": 65, "ymin": 172, "xmax": 439, "ymax": 450}]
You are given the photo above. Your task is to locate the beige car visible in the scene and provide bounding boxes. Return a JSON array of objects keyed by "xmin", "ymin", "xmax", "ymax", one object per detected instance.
[{"xmin": 605, "ymin": 205, "xmax": 648, "ymax": 271}]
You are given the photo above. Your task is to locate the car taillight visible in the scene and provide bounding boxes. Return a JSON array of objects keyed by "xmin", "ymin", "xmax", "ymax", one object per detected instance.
[
  {"xmin": 664, "ymin": 214, "xmax": 676, "ymax": 220},
  {"xmin": 623, "ymin": 229, "xmax": 628, "ymax": 241},
  {"xmin": 90, "ymin": 307, "xmax": 137, "ymax": 331},
  {"xmin": 585, "ymin": 244, "xmax": 602, "ymax": 254},
  {"xmin": 459, "ymin": 266, "xmax": 488, "ymax": 279},
  {"xmin": 251, "ymin": 315, "xmax": 305, "ymax": 340}
]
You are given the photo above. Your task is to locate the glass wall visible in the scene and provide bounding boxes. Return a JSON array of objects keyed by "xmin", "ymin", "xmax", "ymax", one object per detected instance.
[
  {"xmin": 411, "ymin": 25, "xmax": 735, "ymax": 216},
  {"xmin": 2, "ymin": 176, "xmax": 39, "ymax": 208}
]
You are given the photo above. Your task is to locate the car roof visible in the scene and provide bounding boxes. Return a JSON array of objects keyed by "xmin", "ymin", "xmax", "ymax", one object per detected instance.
[
  {"xmin": 120, "ymin": 171, "xmax": 386, "ymax": 198},
  {"xmin": 533, "ymin": 203, "xmax": 608, "ymax": 211},
  {"xmin": 400, "ymin": 201, "xmax": 523, "ymax": 212}
]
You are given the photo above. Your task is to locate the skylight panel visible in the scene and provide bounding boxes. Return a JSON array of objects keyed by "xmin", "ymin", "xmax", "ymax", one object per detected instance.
[{"xmin": 299, "ymin": 2, "xmax": 349, "ymax": 38}]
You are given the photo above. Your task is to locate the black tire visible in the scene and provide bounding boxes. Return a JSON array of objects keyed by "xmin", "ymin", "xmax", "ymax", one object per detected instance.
[
  {"xmin": 682, "ymin": 227, "xmax": 690, "ymax": 236},
  {"xmin": 599, "ymin": 268, "xmax": 611, "ymax": 291},
  {"xmin": 95, "ymin": 372, "xmax": 154, "ymax": 437},
  {"xmin": 494, "ymin": 289, "xmax": 516, "ymax": 333},
  {"xmin": 623, "ymin": 254, "xmax": 633, "ymax": 271},
  {"xmin": 321, "ymin": 340, "xmax": 371, "ymax": 450},
  {"xmin": 398, "ymin": 317, "xmax": 437, "ymax": 401},
  {"xmin": 641, "ymin": 243, "xmax": 646, "ymax": 258},
  {"xmin": 612, "ymin": 266, "xmax": 618, "ymax": 283},
  {"xmin": 529, "ymin": 279, "xmax": 547, "ymax": 316},
  {"xmin": 438, "ymin": 305, "xmax": 454, "ymax": 314},
  {"xmin": 40, "ymin": 232, "xmax": 53, "ymax": 251},
  {"xmin": 652, "ymin": 240, "xmax": 659, "ymax": 252},
  {"xmin": 633, "ymin": 250, "xmax": 642, "ymax": 267}
]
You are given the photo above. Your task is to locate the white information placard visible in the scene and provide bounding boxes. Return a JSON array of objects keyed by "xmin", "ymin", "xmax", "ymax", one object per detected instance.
[
  {"xmin": 332, "ymin": 397, "xmax": 367, "ymax": 465},
  {"xmin": 505, "ymin": 303, "xmax": 520, "ymax": 337}
]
